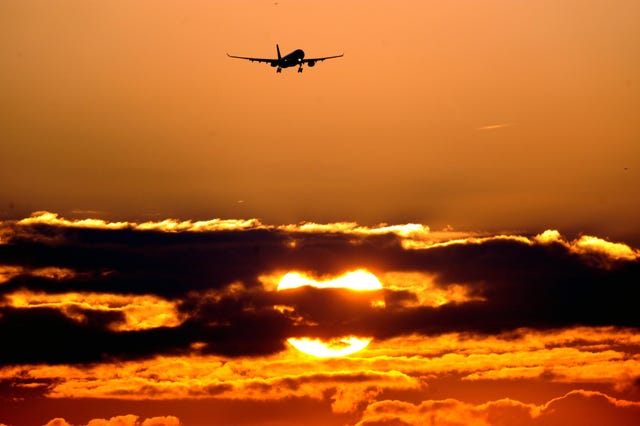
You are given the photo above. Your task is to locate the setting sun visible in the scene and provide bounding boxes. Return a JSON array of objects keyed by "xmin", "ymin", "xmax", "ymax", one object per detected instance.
[
  {"xmin": 276, "ymin": 269, "xmax": 383, "ymax": 291},
  {"xmin": 288, "ymin": 337, "xmax": 372, "ymax": 358},
  {"xmin": 276, "ymin": 270, "xmax": 383, "ymax": 357}
]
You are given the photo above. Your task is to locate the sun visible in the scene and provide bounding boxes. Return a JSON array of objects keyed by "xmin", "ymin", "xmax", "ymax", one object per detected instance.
[
  {"xmin": 276, "ymin": 269, "xmax": 383, "ymax": 291},
  {"xmin": 287, "ymin": 337, "xmax": 372, "ymax": 358},
  {"xmin": 276, "ymin": 269, "xmax": 383, "ymax": 358}
]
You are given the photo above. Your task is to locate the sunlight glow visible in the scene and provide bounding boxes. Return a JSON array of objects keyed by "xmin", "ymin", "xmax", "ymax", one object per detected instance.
[
  {"xmin": 276, "ymin": 269, "xmax": 383, "ymax": 291},
  {"xmin": 287, "ymin": 337, "xmax": 372, "ymax": 358},
  {"xmin": 276, "ymin": 270, "xmax": 382, "ymax": 357}
]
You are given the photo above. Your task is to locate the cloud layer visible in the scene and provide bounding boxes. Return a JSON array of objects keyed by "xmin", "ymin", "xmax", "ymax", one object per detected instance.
[
  {"xmin": 1, "ymin": 212, "xmax": 639, "ymax": 424},
  {"xmin": 1, "ymin": 212, "xmax": 639, "ymax": 365},
  {"xmin": 356, "ymin": 390, "xmax": 640, "ymax": 426}
]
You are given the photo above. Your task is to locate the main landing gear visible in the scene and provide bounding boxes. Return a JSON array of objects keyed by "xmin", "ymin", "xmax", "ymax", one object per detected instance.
[
  {"xmin": 297, "ymin": 66, "xmax": 303, "ymax": 73},
  {"xmin": 276, "ymin": 67, "xmax": 282, "ymax": 73}
]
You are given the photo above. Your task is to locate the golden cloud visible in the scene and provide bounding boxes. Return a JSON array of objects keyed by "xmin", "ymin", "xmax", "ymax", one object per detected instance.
[
  {"xmin": 43, "ymin": 416, "xmax": 181, "ymax": 426},
  {"xmin": 18, "ymin": 212, "xmax": 132, "ymax": 230},
  {"xmin": 379, "ymin": 271, "xmax": 482, "ymax": 307},
  {"xmin": 43, "ymin": 420, "xmax": 72, "ymax": 426},
  {"xmin": 1, "ymin": 345, "xmax": 421, "ymax": 408},
  {"xmin": 0, "ymin": 265, "xmax": 22, "ymax": 284},
  {"xmin": 9, "ymin": 212, "xmax": 448, "ymax": 240},
  {"xmin": 0, "ymin": 265, "xmax": 77, "ymax": 284},
  {"xmin": 535, "ymin": 229, "xmax": 640, "ymax": 262},
  {"xmin": 11, "ymin": 213, "xmax": 637, "ymax": 266},
  {"xmin": 356, "ymin": 398, "xmax": 501, "ymax": 426},
  {"xmin": 16, "ymin": 211, "xmax": 263, "ymax": 233},
  {"xmin": 572, "ymin": 235, "xmax": 639, "ymax": 262},
  {"xmin": 2, "ymin": 326, "xmax": 636, "ymax": 411},
  {"xmin": 2, "ymin": 290, "xmax": 184, "ymax": 331},
  {"xmin": 355, "ymin": 390, "xmax": 640, "ymax": 426},
  {"xmin": 402, "ymin": 228, "xmax": 640, "ymax": 263},
  {"xmin": 277, "ymin": 222, "xmax": 431, "ymax": 239},
  {"xmin": 400, "ymin": 232, "xmax": 534, "ymax": 250}
]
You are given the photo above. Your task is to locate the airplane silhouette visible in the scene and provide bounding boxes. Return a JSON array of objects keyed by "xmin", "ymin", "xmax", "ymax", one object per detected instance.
[{"xmin": 227, "ymin": 44, "xmax": 343, "ymax": 73}]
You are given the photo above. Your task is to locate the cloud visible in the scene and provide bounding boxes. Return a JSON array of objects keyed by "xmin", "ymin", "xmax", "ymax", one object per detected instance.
[
  {"xmin": 2, "ymin": 323, "xmax": 638, "ymax": 424},
  {"xmin": 17, "ymin": 211, "xmax": 263, "ymax": 233},
  {"xmin": 404, "ymin": 228, "xmax": 640, "ymax": 263},
  {"xmin": 25, "ymin": 355, "xmax": 418, "ymax": 403},
  {"xmin": 0, "ymin": 265, "xmax": 77, "ymax": 285},
  {"xmin": 1, "ymin": 290, "xmax": 183, "ymax": 331},
  {"xmin": 355, "ymin": 390, "xmax": 640, "ymax": 426},
  {"xmin": 139, "ymin": 417, "xmax": 181, "ymax": 426},
  {"xmin": 43, "ymin": 420, "xmax": 73, "ymax": 426},
  {"xmin": 0, "ymin": 212, "xmax": 638, "ymax": 365},
  {"xmin": 377, "ymin": 271, "xmax": 483, "ymax": 307},
  {"xmin": 535, "ymin": 229, "xmax": 640, "ymax": 264},
  {"xmin": 43, "ymin": 416, "xmax": 181, "ymax": 426},
  {"xmin": 2, "ymin": 326, "xmax": 637, "ymax": 406}
]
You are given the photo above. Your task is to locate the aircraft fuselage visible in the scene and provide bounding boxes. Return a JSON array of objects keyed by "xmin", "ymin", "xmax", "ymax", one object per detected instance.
[{"xmin": 271, "ymin": 49, "xmax": 305, "ymax": 68}]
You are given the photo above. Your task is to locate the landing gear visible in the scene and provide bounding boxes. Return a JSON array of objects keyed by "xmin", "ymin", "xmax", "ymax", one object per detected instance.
[
  {"xmin": 276, "ymin": 67, "xmax": 282, "ymax": 73},
  {"xmin": 297, "ymin": 66, "xmax": 303, "ymax": 73}
]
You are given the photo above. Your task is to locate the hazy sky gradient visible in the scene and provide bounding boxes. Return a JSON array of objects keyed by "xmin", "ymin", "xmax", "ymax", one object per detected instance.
[{"xmin": 2, "ymin": 0, "xmax": 639, "ymax": 239}]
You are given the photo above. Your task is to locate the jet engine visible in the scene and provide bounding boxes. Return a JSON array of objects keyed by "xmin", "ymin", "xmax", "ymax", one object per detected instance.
[
  {"xmin": 270, "ymin": 61, "xmax": 278, "ymax": 67},
  {"xmin": 307, "ymin": 60, "xmax": 316, "ymax": 67}
]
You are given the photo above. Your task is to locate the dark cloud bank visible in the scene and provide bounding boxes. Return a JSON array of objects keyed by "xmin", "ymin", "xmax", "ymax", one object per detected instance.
[{"xmin": 1, "ymin": 221, "xmax": 639, "ymax": 365}]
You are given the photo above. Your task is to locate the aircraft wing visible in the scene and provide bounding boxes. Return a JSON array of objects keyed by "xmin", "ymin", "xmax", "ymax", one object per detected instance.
[
  {"xmin": 226, "ymin": 54, "xmax": 275, "ymax": 63},
  {"xmin": 302, "ymin": 54, "xmax": 344, "ymax": 63}
]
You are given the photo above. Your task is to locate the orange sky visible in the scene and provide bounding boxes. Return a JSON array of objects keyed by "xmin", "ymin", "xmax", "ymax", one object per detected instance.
[
  {"xmin": 1, "ymin": 0, "xmax": 639, "ymax": 240},
  {"xmin": 1, "ymin": 1, "xmax": 640, "ymax": 425}
]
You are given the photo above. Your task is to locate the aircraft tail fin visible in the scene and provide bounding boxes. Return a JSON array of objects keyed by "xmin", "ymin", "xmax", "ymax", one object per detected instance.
[{"xmin": 276, "ymin": 44, "xmax": 281, "ymax": 60}]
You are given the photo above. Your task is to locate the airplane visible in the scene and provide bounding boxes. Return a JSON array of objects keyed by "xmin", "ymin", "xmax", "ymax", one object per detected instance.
[{"xmin": 227, "ymin": 44, "xmax": 343, "ymax": 73}]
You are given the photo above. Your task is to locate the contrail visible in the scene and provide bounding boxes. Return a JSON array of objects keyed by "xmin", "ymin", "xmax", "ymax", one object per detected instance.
[{"xmin": 477, "ymin": 123, "xmax": 517, "ymax": 131}]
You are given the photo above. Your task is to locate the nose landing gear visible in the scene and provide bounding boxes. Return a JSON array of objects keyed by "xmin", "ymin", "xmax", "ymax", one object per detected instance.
[
  {"xmin": 276, "ymin": 67, "xmax": 282, "ymax": 73},
  {"xmin": 297, "ymin": 66, "xmax": 303, "ymax": 73}
]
